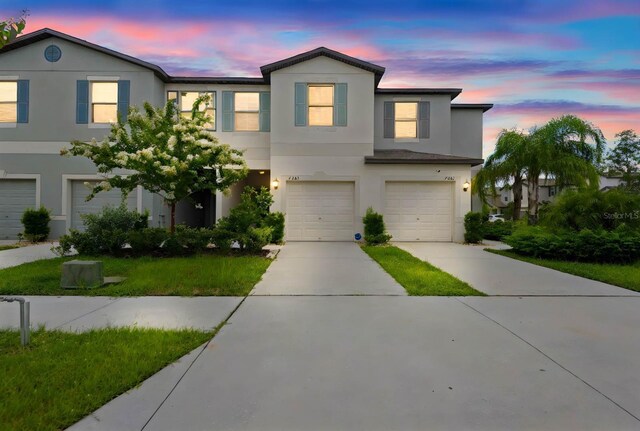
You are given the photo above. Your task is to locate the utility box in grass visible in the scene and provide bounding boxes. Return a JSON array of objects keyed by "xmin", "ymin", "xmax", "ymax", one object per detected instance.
[{"xmin": 61, "ymin": 260, "xmax": 104, "ymax": 289}]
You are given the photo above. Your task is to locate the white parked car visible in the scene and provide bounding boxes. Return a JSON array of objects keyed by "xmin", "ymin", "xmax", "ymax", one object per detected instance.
[{"xmin": 488, "ymin": 214, "xmax": 506, "ymax": 223}]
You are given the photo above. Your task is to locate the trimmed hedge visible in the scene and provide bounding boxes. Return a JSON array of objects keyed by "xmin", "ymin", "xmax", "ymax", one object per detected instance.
[
  {"xmin": 363, "ymin": 207, "xmax": 391, "ymax": 245},
  {"xmin": 464, "ymin": 212, "xmax": 484, "ymax": 244},
  {"xmin": 482, "ymin": 220, "xmax": 514, "ymax": 241},
  {"xmin": 20, "ymin": 207, "xmax": 51, "ymax": 242},
  {"xmin": 505, "ymin": 225, "xmax": 640, "ymax": 263}
]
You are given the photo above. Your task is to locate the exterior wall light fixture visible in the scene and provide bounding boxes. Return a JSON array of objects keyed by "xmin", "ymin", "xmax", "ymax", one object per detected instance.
[
  {"xmin": 271, "ymin": 178, "xmax": 280, "ymax": 190},
  {"xmin": 463, "ymin": 180, "xmax": 470, "ymax": 192}
]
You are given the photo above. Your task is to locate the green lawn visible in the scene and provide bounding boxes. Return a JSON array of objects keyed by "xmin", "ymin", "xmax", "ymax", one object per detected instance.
[
  {"xmin": 0, "ymin": 254, "xmax": 271, "ymax": 296},
  {"xmin": 0, "ymin": 244, "xmax": 20, "ymax": 251},
  {"xmin": 362, "ymin": 245, "xmax": 485, "ymax": 296},
  {"xmin": 0, "ymin": 327, "xmax": 212, "ymax": 431},
  {"xmin": 488, "ymin": 249, "xmax": 640, "ymax": 293}
]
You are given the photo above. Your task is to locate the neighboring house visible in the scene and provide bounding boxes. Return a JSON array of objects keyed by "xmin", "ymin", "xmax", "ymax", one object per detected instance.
[
  {"xmin": 0, "ymin": 28, "xmax": 492, "ymax": 242},
  {"xmin": 485, "ymin": 176, "xmax": 623, "ymax": 216}
]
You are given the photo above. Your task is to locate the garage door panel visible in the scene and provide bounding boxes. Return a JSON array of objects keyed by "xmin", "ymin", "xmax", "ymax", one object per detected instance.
[
  {"xmin": 286, "ymin": 181, "xmax": 355, "ymax": 241},
  {"xmin": 0, "ymin": 180, "xmax": 37, "ymax": 240},
  {"xmin": 384, "ymin": 181, "xmax": 452, "ymax": 242}
]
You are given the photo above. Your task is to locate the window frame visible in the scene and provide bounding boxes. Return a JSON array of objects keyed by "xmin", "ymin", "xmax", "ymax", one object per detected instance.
[
  {"xmin": 167, "ymin": 90, "xmax": 216, "ymax": 131},
  {"xmin": 307, "ymin": 83, "xmax": 334, "ymax": 127},
  {"xmin": 394, "ymin": 101, "xmax": 418, "ymax": 139},
  {"xmin": 233, "ymin": 91, "xmax": 260, "ymax": 132},
  {"xmin": 90, "ymin": 81, "xmax": 119, "ymax": 124},
  {"xmin": 0, "ymin": 80, "xmax": 18, "ymax": 123}
]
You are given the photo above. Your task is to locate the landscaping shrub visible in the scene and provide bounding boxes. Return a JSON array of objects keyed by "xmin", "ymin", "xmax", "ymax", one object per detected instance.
[
  {"xmin": 213, "ymin": 186, "xmax": 278, "ymax": 252},
  {"xmin": 263, "ymin": 212, "xmax": 285, "ymax": 244},
  {"xmin": 482, "ymin": 220, "xmax": 514, "ymax": 241},
  {"xmin": 505, "ymin": 224, "xmax": 640, "ymax": 263},
  {"xmin": 540, "ymin": 188, "xmax": 640, "ymax": 232},
  {"xmin": 464, "ymin": 212, "xmax": 484, "ymax": 244},
  {"xmin": 362, "ymin": 207, "xmax": 391, "ymax": 245},
  {"xmin": 126, "ymin": 228, "xmax": 169, "ymax": 255},
  {"xmin": 54, "ymin": 205, "xmax": 148, "ymax": 256},
  {"xmin": 20, "ymin": 207, "xmax": 51, "ymax": 242}
]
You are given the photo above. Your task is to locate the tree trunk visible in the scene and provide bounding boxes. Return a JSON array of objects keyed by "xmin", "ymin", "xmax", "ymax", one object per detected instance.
[
  {"xmin": 512, "ymin": 177, "xmax": 523, "ymax": 221},
  {"xmin": 170, "ymin": 203, "xmax": 176, "ymax": 234},
  {"xmin": 527, "ymin": 178, "xmax": 540, "ymax": 225}
]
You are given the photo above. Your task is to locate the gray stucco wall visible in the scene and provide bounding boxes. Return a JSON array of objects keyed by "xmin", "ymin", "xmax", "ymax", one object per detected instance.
[{"xmin": 451, "ymin": 109, "xmax": 483, "ymax": 158}]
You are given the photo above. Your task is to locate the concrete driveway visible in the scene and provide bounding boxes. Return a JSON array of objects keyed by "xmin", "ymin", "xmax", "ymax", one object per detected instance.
[
  {"xmin": 397, "ymin": 242, "xmax": 638, "ymax": 296},
  {"xmin": 252, "ymin": 242, "xmax": 405, "ymax": 296},
  {"xmin": 73, "ymin": 296, "xmax": 640, "ymax": 431},
  {"xmin": 0, "ymin": 242, "xmax": 60, "ymax": 269}
]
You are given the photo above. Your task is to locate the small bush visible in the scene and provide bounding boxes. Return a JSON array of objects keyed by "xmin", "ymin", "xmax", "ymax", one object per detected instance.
[
  {"xmin": 505, "ymin": 224, "xmax": 640, "ymax": 263},
  {"xmin": 53, "ymin": 205, "xmax": 148, "ymax": 256},
  {"xmin": 20, "ymin": 207, "xmax": 51, "ymax": 242},
  {"xmin": 363, "ymin": 207, "xmax": 392, "ymax": 245},
  {"xmin": 127, "ymin": 228, "xmax": 170, "ymax": 255},
  {"xmin": 245, "ymin": 226, "xmax": 273, "ymax": 253},
  {"xmin": 483, "ymin": 220, "xmax": 514, "ymax": 241},
  {"xmin": 263, "ymin": 212, "xmax": 285, "ymax": 244},
  {"xmin": 464, "ymin": 212, "xmax": 484, "ymax": 244}
]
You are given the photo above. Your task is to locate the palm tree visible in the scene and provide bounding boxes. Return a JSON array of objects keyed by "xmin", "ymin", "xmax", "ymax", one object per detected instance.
[
  {"xmin": 473, "ymin": 129, "xmax": 528, "ymax": 220},
  {"xmin": 526, "ymin": 115, "xmax": 605, "ymax": 223}
]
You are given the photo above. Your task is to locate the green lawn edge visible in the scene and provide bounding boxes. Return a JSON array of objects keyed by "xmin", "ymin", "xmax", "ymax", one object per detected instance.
[
  {"xmin": 362, "ymin": 245, "xmax": 485, "ymax": 296},
  {"xmin": 0, "ymin": 254, "xmax": 271, "ymax": 296},
  {"xmin": 0, "ymin": 327, "xmax": 214, "ymax": 431},
  {"xmin": 487, "ymin": 248, "xmax": 640, "ymax": 293}
]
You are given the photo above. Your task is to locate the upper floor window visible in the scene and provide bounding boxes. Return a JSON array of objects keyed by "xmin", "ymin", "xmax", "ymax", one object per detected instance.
[
  {"xmin": 0, "ymin": 81, "xmax": 17, "ymax": 122},
  {"xmin": 383, "ymin": 101, "xmax": 429, "ymax": 140},
  {"xmin": 308, "ymin": 84, "xmax": 334, "ymax": 126},
  {"xmin": 234, "ymin": 92, "xmax": 259, "ymax": 131},
  {"xmin": 394, "ymin": 102, "xmax": 417, "ymax": 139},
  {"xmin": 168, "ymin": 91, "xmax": 216, "ymax": 130},
  {"xmin": 91, "ymin": 82, "xmax": 118, "ymax": 123}
]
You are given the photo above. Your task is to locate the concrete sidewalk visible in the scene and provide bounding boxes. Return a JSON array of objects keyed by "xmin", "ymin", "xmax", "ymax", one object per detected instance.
[
  {"xmin": 397, "ymin": 242, "xmax": 638, "ymax": 296},
  {"xmin": 74, "ymin": 296, "xmax": 640, "ymax": 431},
  {"xmin": 0, "ymin": 296, "xmax": 242, "ymax": 331},
  {"xmin": 0, "ymin": 242, "xmax": 61, "ymax": 269},
  {"xmin": 252, "ymin": 242, "xmax": 405, "ymax": 296}
]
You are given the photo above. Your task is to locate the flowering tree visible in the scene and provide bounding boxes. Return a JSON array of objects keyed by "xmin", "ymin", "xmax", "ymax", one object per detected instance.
[
  {"xmin": 1, "ymin": 10, "xmax": 27, "ymax": 48},
  {"xmin": 62, "ymin": 95, "xmax": 248, "ymax": 233}
]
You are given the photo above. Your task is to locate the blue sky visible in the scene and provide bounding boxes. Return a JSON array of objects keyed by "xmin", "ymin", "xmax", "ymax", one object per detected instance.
[{"xmin": 3, "ymin": 0, "xmax": 639, "ymax": 154}]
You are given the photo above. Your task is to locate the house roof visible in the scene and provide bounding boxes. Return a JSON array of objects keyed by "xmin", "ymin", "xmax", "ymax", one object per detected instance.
[
  {"xmin": 1, "ymin": 28, "xmax": 171, "ymax": 81},
  {"xmin": 260, "ymin": 46, "xmax": 386, "ymax": 85},
  {"xmin": 376, "ymin": 88, "xmax": 462, "ymax": 100},
  {"xmin": 365, "ymin": 149, "xmax": 484, "ymax": 166},
  {"xmin": 451, "ymin": 103, "xmax": 494, "ymax": 112}
]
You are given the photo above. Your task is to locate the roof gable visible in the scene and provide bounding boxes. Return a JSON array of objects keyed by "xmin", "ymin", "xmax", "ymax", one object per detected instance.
[
  {"xmin": 260, "ymin": 47, "xmax": 385, "ymax": 85},
  {"xmin": 0, "ymin": 28, "xmax": 170, "ymax": 80}
]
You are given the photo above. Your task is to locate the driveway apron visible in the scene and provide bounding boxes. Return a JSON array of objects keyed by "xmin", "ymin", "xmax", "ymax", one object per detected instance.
[{"xmin": 252, "ymin": 242, "xmax": 405, "ymax": 296}]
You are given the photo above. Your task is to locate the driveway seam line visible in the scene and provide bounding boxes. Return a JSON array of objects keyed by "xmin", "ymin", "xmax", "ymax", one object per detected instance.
[
  {"xmin": 140, "ymin": 296, "xmax": 249, "ymax": 431},
  {"xmin": 455, "ymin": 297, "xmax": 640, "ymax": 424},
  {"xmin": 52, "ymin": 298, "xmax": 122, "ymax": 330}
]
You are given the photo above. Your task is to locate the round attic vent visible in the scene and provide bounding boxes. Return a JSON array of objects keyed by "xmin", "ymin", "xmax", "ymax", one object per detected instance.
[{"xmin": 44, "ymin": 45, "xmax": 62, "ymax": 62}]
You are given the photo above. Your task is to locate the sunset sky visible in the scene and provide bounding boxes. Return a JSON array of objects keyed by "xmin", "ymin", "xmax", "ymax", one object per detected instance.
[{"xmin": 3, "ymin": 1, "xmax": 639, "ymax": 155}]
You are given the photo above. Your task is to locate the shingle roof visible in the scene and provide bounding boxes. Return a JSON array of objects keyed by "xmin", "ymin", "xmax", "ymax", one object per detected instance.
[
  {"xmin": 375, "ymin": 88, "xmax": 462, "ymax": 100},
  {"xmin": 365, "ymin": 149, "xmax": 483, "ymax": 166},
  {"xmin": 451, "ymin": 103, "xmax": 494, "ymax": 112},
  {"xmin": 260, "ymin": 46, "xmax": 386, "ymax": 85}
]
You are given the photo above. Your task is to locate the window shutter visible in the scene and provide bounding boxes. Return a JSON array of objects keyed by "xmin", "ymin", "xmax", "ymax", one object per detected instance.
[
  {"xmin": 259, "ymin": 92, "xmax": 270, "ymax": 132},
  {"xmin": 76, "ymin": 80, "xmax": 89, "ymax": 124},
  {"xmin": 334, "ymin": 83, "xmax": 347, "ymax": 126},
  {"xmin": 222, "ymin": 91, "xmax": 234, "ymax": 132},
  {"xmin": 294, "ymin": 82, "xmax": 307, "ymax": 126},
  {"xmin": 117, "ymin": 80, "xmax": 130, "ymax": 123},
  {"xmin": 383, "ymin": 101, "xmax": 394, "ymax": 138},
  {"xmin": 418, "ymin": 101, "xmax": 430, "ymax": 139},
  {"xmin": 16, "ymin": 80, "xmax": 29, "ymax": 123}
]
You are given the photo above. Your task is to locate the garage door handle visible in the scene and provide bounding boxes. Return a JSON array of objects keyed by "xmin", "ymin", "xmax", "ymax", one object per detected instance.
[{"xmin": 318, "ymin": 217, "xmax": 322, "ymax": 220}]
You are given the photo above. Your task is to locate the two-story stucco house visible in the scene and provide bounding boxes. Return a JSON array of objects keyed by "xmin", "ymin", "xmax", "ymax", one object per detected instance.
[{"xmin": 0, "ymin": 28, "xmax": 492, "ymax": 242}]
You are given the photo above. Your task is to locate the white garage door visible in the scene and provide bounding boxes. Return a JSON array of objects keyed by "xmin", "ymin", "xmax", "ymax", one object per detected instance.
[
  {"xmin": 0, "ymin": 179, "xmax": 36, "ymax": 240},
  {"xmin": 384, "ymin": 181, "xmax": 453, "ymax": 242},
  {"xmin": 286, "ymin": 181, "xmax": 355, "ymax": 241},
  {"xmin": 71, "ymin": 181, "xmax": 138, "ymax": 231}
]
